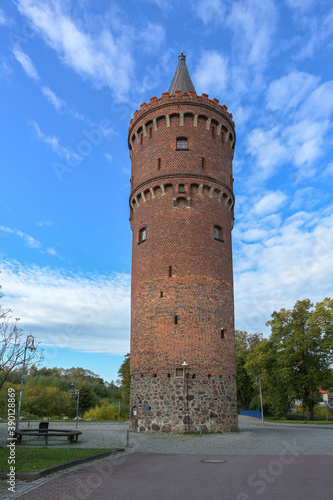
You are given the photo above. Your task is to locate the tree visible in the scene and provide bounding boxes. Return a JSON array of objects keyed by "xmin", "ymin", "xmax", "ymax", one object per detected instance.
[
  {"xmin": 76, "ymin": 382, "xmax": 98, "ymax": 415},
  {"xmin": 235, "ymin": 330, "xmax": 263, "ymax": 410},
  {"xmin": 0, "ymin": 307, "xmax": 43, "ymax": 390},
  {"xmin": 22, "ymin": 386, "xmax": 70, "ymax": 418},
  {"xmin": 246, "ymin": 298, "xmax": 333, "ymax": 420},
  {"xmin": 118, "ymin": 353, "xmax": 130, "ymax": 405}
]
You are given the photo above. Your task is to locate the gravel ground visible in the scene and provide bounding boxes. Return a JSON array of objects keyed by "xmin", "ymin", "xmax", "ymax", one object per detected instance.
[{"xmin": 1, "ymin": 419, "xmax": 332, "ymax": 455}]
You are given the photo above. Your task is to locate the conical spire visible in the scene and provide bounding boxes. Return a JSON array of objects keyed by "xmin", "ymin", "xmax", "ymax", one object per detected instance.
[{"xmin": 168, "ymin": 51, "xmax": 196, "ymax": 95}]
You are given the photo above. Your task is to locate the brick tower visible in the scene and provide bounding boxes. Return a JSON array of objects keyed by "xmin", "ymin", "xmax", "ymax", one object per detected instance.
[{"xmin": 129, "ymin": 52, "xmax": 237, "ymax": 433}]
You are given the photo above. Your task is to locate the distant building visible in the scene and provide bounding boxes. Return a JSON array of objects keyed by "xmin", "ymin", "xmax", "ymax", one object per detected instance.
[
  {"xmin": 128, "ymin": 53, "xmax": 237, "ymax": 433},
  {"xmin": 318, "ymin": 389, "xmax": 329, "ymax": 406}
]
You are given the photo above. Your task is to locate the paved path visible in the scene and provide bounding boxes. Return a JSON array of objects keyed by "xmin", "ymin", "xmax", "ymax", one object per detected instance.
[
  {"xmin": 1, "ymin": 419, "xmax": 332, "ymax": 499},
  {"xmin": 3, "ymin": 452, "xmax": 333, "ymax": 500}
]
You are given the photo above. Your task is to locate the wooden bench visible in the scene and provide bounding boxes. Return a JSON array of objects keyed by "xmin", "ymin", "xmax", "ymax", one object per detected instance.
[{"xmin": 14, "ymin": 428, "xmax": 82, "ymax": 445}]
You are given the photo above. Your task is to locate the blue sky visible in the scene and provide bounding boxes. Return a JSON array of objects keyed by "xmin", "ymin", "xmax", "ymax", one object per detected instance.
[{"xmin": 1, "ymin": 0, "xmax": 333, "ymax": 383}]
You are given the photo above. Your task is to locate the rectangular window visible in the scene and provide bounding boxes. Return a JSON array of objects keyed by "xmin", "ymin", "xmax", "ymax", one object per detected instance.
[
  {"xmin": 174, "ymin": 315, "xmax": 178, "ymax": 325},
  {"xmin": 221, "ymin": 328, "xmax": 224, "ymax": 339},
  {"xmin": 202, "ymin": 157, "xmax": 205, "ymax": 170},
  {"xmin": 158, "ymin": 158, "xmax": 161, "ymax": 170},
  {"xmin": 178, "ymin": 184, "xmax": 185, "ymax": 193},
  {"xmin": 176, "ymin": 138, "xmax": 188, "ymax": 150},
  {"xmin": 169, "ymin": 266, "xmax": 172, "ymax": 277},
  {"xmin": 214, "ymin": 226, "xmax": 223, "ymax": 241}
]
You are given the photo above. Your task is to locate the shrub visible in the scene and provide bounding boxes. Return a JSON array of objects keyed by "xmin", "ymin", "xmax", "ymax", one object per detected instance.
[
  {"xmin": 285, "ymin": 412, "xmax": 333, "ymax": 421},
  {"xmin": 83, "ymin": 402, "xmax": 129, "ymax": 421}
]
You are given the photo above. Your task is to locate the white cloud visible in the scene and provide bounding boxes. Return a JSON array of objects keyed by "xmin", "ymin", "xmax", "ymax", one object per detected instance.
[
  {"xmin": 236, "ymin": 228, "xmax": 271, "ymax": 243},
  {"xmin": 1, "ymin": 261, "xmax": 130, "ymax": 355},
  {"xmin": 266, "ymin": 71, "xmax": 320, "ymax": 112},
  {"xmin": 289, "ymin": 187, "xmax": 320, "ymax": 211},
  {"xmin": 30, "ymin": 120, "xmax": 81, "ymax": 163},
  {"xmin": 41, "ymin": 86, "xmax": 66, "ymax": 111},
  {"xmin": 0, "ymin": 9, "xmax": 9, "ymax": 25},
  {"xmin": 253, "ymin": 191, "xmax": 287, "ymax": 217},
  {"xmin": 323, "ymin": 162, "xmax": 333, "ymax": 178},
  {"xmin": 284, "ymin": 120, "xmax": 330, "ymax": 172},
  {"xmin": 140, "ymin": 0, "xmax": 172, "ymax": 11},
  {"xmin": 16, "ymin": 230, "xmax": 41, "ymax": 249},
  {"xmin": 0, "ymin": 57, "xmax": 12, "ymax": 80},
  {"xmin": 299, "ymin": 81, "xmax": 333, "ymax": 120},
  {"xmin": 16, "ymin": 0, "xmax": 134, "ymax": 100},
  {"xmin": 234, "ymin": 205, "xmax": 333, "ymax": 333},
  {"xmin": 247, "ymin": 126, "xmax": 288, "ymax": 178},
  {"xmin": 193, "ymin": 0, "xmax": 226, "ymax": 25},
  {"xmin": 36, "ymin": 221, "xmax": 53, "ymax": 227},
  {"xmin": 247, "ymin": 117, "xmax": 331, "ymax": 182},
  {"xmin": 226, "ymin": 0, "xmax": 277, "ymax": 69},
  {"xmin": 194, "ymin": 50, "xmax": 228, "ymax": 96},
  {"xmin": 138, "ymin": 22, "xmax": 165, "ymax": 52},
  {"xmin": 285, "ymin": 0, "xmax": 318, "ymax": 12},
  {"xmin": 12, "ymin": 46, "xmax": 40, "ymax": 81},
  {"xmin": 104, "ymin": 153, "xmax": 113, "ymax": 163},
  {"xmin": 0, "ymin": 225, "xmax": 15, "ymax": 234},
  {"xmin": 45, "ymin": 247, "xmax": 58, "ymax": 256}
]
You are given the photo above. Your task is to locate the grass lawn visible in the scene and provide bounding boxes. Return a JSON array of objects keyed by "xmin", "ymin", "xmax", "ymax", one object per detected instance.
[
  {"xmin": 0, "ymin": 448, "xmax": 115, "ymax": 473},
  {"xmin": 264, "ymin": 417, "xmax": 332, "ymax": 425}
]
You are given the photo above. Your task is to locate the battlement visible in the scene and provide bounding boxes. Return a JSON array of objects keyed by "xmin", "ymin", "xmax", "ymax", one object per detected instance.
[{"xmin": 129, "ymin": 91, "xmax": 234, "ymax": 129}]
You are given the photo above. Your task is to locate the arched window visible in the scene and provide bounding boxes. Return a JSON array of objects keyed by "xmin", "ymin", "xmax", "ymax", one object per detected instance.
[
  {"xmin": 176, "ymin": 137, "xmax": 188, "ymax": 150},
  {"xmin": 139, "ymin": 227, "xmax": 147, "ymax": 243}
]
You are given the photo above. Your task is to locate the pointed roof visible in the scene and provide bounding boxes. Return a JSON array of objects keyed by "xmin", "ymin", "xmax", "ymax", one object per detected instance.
[{"xmin": 168, "ymin": 51, "xmax": 196, "ymax": 95}]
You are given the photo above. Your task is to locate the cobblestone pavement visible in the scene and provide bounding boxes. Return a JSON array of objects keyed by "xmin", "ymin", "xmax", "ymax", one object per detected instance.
[{"xmin": 0, "ymin": 419, "xmax": 332, "ymax": 499}]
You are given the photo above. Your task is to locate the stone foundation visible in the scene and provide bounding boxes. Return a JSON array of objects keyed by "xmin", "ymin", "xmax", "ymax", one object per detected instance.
[{"xmin": 130, "ymin": 375, "xmax": 238, "ymax": 433}]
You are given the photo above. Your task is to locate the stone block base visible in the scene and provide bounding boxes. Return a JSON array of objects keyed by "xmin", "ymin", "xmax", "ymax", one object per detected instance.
[{"xmin": 130, "ymin": 375, "xmax": 238, "ymax": 433}]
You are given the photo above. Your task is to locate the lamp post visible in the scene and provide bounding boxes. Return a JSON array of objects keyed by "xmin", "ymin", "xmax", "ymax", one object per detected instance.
[
  {"xmin": 16, "ymin": 335, "xmax": 36, "ymax": 431},
  {"xmin": 256, "ymin": 377, "xmax": 264, "ymax": 424},
  {"xmin": 182, "ymin": 358, "xmax": 189, "ymax": 433},
  {"xmin": 70, "ymin": 382, "xmax": 75, "ymax": 420}
]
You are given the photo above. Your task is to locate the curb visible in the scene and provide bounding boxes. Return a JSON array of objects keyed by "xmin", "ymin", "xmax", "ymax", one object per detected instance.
[
  {"xmin": 240, "ymin": 422, "xmax": 333, "ymax": 429},
  {"xmin": 0, "ymin": 448, "xmax": 125, "ymax": 480}
]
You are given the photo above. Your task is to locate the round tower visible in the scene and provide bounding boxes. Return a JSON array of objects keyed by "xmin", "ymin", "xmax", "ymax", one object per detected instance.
[{"xmin": 129, "ymin": 53, "xmax": 237, "ymax": 433}]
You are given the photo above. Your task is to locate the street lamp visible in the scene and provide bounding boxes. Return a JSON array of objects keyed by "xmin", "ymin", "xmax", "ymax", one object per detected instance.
[
  {"xmin": 256, "ymin": 377, "xmax": 264, "ymax": 424},
  {"xmin": 70, "ymin": 382, "xmax": 75, "ymax": 420},
  {"xmin": 16, "ymin": 335, "xmax": 36, "ymax": 431},
  {"xmin": 182, "ymin": 357, "xmax": 189, "ymax": 433}
]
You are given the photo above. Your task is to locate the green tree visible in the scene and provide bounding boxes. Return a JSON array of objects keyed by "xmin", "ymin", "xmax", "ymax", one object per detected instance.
[
  {"xmin": 246, "ymin": 298, "xmax": 333, "ymax": 420},
  {"xmin": 76, "ymin": 382, "xmax": 98, "ymax": 415},
  {"xmin": 235, "ymin": 330, "xmax": 263, "ymax": 410},
  {"xmin": 118, "ymin": 353, "xmax": 130, "ymax": 405},
  {"xmin": 22, "ymin": 386, "xmax": 70, "ymax": 418}
]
